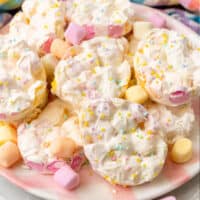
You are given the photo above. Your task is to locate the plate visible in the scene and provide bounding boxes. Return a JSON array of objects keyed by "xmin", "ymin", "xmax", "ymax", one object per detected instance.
[{"xmin": 0, "ymin": 3, "xmax": 199, "ymax": 200}]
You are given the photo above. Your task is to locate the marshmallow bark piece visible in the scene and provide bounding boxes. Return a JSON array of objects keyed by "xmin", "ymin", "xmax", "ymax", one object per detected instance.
[
  {"xmin": 146, "ymin": 103, "xmax": 195, "ymax": 144},
  {"xmin": 17, "ymin": 99, "xmax": 82, "ymax": 173},
  {"xmin": 79, "ymin": 98, "xmax": 167, "ymax": 186},
  {"xmin": 53, "ymin": 36, "xmax": 131, "ymax": 108},
  {"xmin": 0, "ymin": 36, "xmax": 47, "ymax": 125},
  {"xmin": 0, "ymin": 141, "xmax": 21, "ymax": 168},
  {"xmin": 134, "ymin": 29, "xmax": 200, "ymax": 106},
  {"xmin": 9, "ymin": 0, "xmax": 66, "ymax": 53},
  {"xmin": 65, "ymin": 0, "xmax": 134, "ymax": 37},
  {"xmin": 133, "ymin": 21, "xmax": 153, "ymax": 40}
]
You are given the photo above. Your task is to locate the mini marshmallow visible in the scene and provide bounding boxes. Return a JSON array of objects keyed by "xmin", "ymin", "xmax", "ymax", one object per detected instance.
[
  {"xmin": 50, "ymin": 137, "xmax": 77, "ymax": 159},
  {"xmin": 148, "ymin": 13, "xmax": 166, "ymax": 28},
  {"xmin": 84, "ymin": 25, "xmax": 95, "ymax": 40},
  {"xmin": 108, "ymin": 25, "xmax": 123, "ymax": 38},
  {"xmin": 170, "ymin": 138, "xmax": 193, "ymax": 164},
  {"xmin": 54, "ymin": 165, "xmax": 80, "ymax": 190},
  {"xmin": 133, "ymin": 21, "xmax": 153, "ymax": 40},
  {"xmin": 0, "ymin": 141, "xmax": 21, "ymax": 168},
  {"xmin": 65, "ymin": 23, "xmax": 86, "ymax": 45},
  {"xmin": 160, "ymin": 196, "xmax": 176, "ymax": 200},
  {"xmin": 0, "ymin": 124, "xmax": 17, "ymax": 145},
  {"xmin": 125, "ymin": 85, "xmax": 149, "ymax": 104},
  {"xmin": 50, "ymin": 38, "xmax": 71, "ymax": 59}
]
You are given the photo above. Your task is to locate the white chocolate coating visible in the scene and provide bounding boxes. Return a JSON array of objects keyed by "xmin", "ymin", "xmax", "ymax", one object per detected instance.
[
  {"xmin": 53, "ymin": 37, "xmax": 131, "ymax": 107},
  {"xmin": 9, "ymin": 0, "xmax": 66, "ymax": 52},
  {"xmin": 0, "ymin": 36, "xmax": 46, "ymax": 124},
  {"xmin": 17, "ymin": 99, "xmax": 83, "ymax": 168},
  {"xmin": 66, "ymin": 0, "xmax": 134, "ymax": 36},
  {"xmin": 134, "ymin": 29, "xmax": 200, "ymax": 106},
  {"xmin": 146, "ymin": 103, "xmax": 195, "ymax": 144},
  {"xmin": 79, "ymin": 98, "xmax": 167, "ymax": 186}
]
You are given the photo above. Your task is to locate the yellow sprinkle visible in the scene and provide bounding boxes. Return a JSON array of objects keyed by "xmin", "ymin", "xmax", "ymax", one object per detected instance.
[
  {"xmin": 85, "ymin": 135, "xmax": 92, "ymax": 143},
  {"xmin": 108, "ymin": 150, "xmax": 115, "ymax": 157},
  {"xmin": 138, "ymin": 48, "xmax": 144, "ymax": 54},
  {"xmin": 109, "ymin": 77, "xmax": 113, "ymax": 81},
  {"xmin": 51, "ymin": 3, "xmax": 59, "ymax": 8},
  {"xmin": 95, "ymin": 59, "xmax": 100, "ymax": 66},
  {"xmin": 100, "ymin": 113, "xmax": 105, "ymax": 120},
  {"xmin": 146, "ymin": 130, "xmax": 153, "ymax": 135},
  {"xmin": 43, "ymin": 24, "xmax": 48, "ymax": 29},
  {"xmin": 141, "ymin": 61, "xmax": 147, "ymax": 67},
  {"xmin": 83, "ymin": 121, "xmax": 89, "ymax": 127},
  {"xmin": 126, "ymin": 112, "xmax": 131, "ymax": 118},
  {"xmin": 97, "ymin": 135, "xmax": 103, "ymax": 140},
  {"xmin": 51, "ymin": 79, "xmax": 57, "ymax": 93},
  {"xmin": 81, "ymin": 92, "xmax": 86, "ymax": 97},
  {"xmin": 131, "ymin": 173, "xmax": 138, "ymax": 179},
  {"xmin": 118, "ymin": 112, "xmax": 122, "ymax": 117},
  {"xmin": 130, "ymin": 127, "xmax": 136, "ymax": 134},
  {"xmin": 128, "ymin": 52, "xmax": 133, "ymax": 57},
  {"xmin": 142, "ymin": 163, "xmax": 147, "ymax": 168},
  {"xmin": 73, "ymin": 2, "xmax": 78, "ymax": 8},
  {"xmin": 101, "ymin": 127, "xmax": 106, "ymax": 132},
  {"xmin": 153, "ymin": 172, "xmax": 158, "ymax": 177},
  {"xmin": 0, "ymin": 81, "xmax": 3, "ymax": 86},
  {"xmin": 197, "ymin": 48, "xmax": 200, "ymax": 52},
  {"xmin": 114, "ymin": 19, "xmax": 123, "ymax": 24},
  {"xmin": 162, "ymin": 33, "xmax": 168, "ymax": 44},
  {"xmin": 167, "ymin": 65, "xmax": 173, "ymax": 70},
  {"xmin": 87, "ymin": 53, "xmax": 93, "ymax": 58},
  {"xmin": 91, "ymin": 68, "xmax": 96, "ymax": 74},
  {"xmin": 136, "ymin": 157, "xmax": 142, "ymax": 163}
]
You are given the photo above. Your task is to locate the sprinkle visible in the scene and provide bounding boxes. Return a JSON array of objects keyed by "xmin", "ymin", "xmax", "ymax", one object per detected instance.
[
  {"xmin": 146, "ymin": 130, "xmax": 153, "ymax": 135},
  {"xmin": 135, "ymin": 157, "xmax": 142, "ymax": 163},
  {"xmin": 100, "ymin": 113, "xmax": 105, "ymax": 120},
  {"xmin": 131, "ymin": 173, "xmax": 138, "ymax": 179},
  {"xmin": 100, "ymin": 127, "xmax": 106, "ymax": 132},
  {"xmin": 83, "ymin": 121, "xmax": 89, "ymax": 127},
  {"xmin": 51, "ymin": 80, "xmax": 57, "ymax": 93}
]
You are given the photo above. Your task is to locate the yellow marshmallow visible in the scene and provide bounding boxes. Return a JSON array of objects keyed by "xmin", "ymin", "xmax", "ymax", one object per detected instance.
[
  {"xmin": 170, "ymin": 138, "xmax": 193, "ymax": 164},
  {"xmin": 0, "ymin": 124, "xmax": 17, "ymax": 145},
  {"xmin": 50, "ymin": 38, "xmax": 71, "ymax": 59},
  {"xmin": 125, "ymin": 85, "xmax": 149, "ymax": 104},
  {"xmin": 0, "ymin": 141, "xmax": 21, "ymax": 168},
  {"xmin": 50, "ymin": 136, "xmax": 77, "ymax": 159},
  {"xmin": 133, "ymin": 21, "xmax": 153, "ymax": 40}
]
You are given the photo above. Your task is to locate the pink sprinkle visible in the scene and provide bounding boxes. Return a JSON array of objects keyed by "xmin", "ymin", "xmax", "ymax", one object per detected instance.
[
  {"xmin": 84, "ymin": 25, "xmax": 95, "ymax": 40},
  {"xmin": 169, "ymin": 90, "xmax": 189, "ymax": 105},
  {"xmin": 108, "ymin": 25, "xmax": 123, "ymax": 38},
  {"xmin": 41, "ymin": 35, "xmax": 55, "ymax": 54},
  {"xmin": 54, "ymin": 165, "xmax": 80, "ymax": 190},
  {"xmin": 111, "ymin": 156, "xmax": 117, "ymax": 161},
  {"xmin": 159, "ymin": 196, "xmax": 176, "ymax": 200},
  {"xmin": 65, "ymin": 23, "xmax": 86, "ymax": 45},
  {"xmin": 148, "ymin": 13, "xmax": 166, "ymax": 28}
]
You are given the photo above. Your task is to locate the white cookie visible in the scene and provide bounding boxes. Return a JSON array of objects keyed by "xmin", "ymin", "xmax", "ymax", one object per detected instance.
[
  {"xmin": 79, "ymin": 98, "xmax": 167, "ymax": 186},
  {"xmin": 134, "ymin": 29, "xmax": 200, "ymax": 106}
]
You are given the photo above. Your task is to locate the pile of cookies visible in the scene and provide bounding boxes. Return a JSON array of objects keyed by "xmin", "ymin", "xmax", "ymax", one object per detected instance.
[{"xmin": 0, "ymin": 0, "xmax": 199, "ymax": 190}]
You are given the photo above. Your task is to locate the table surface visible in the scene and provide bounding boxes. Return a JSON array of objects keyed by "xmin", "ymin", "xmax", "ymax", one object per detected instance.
[{"xmin": 0, "ymin": 173, "xmax": 199, "ymax": 200}]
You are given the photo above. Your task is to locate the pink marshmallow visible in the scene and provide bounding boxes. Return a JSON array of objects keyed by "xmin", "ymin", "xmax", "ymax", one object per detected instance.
[
  {"xmin": 108, "ymin": 25, "xmax": 123, "ymax": 38},
  {"xmin": 54, "ymin": 165, "xmax": 80, "ymax": 190},
  {"xmin": 65, "ymin": 23, "xmax": 86, "ymax": 45},
  {"xmin": 160, "ymin": 196, "xmax": 176, "ymax": 200},
  {"xmin": 84, "ymin": 25, "xmax": 95, "ymax": 40},
  {"xmin": 169, "ymin": 90, "xmax": 189, "ymax": 105},
  {"xmin": 148, "ymin": 13, "xmax": 166, "ymax": 28}
]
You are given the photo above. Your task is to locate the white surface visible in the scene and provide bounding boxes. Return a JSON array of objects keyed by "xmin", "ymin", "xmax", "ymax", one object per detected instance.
[{"xmin": 0, "ymin": 173, "xmax": 199, "ymax": 200}]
